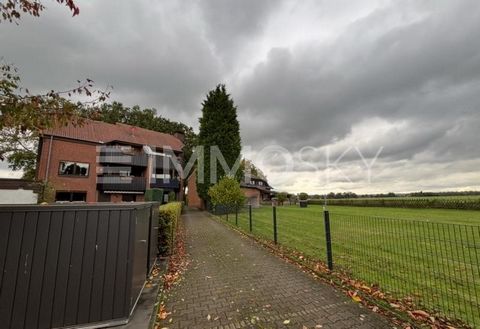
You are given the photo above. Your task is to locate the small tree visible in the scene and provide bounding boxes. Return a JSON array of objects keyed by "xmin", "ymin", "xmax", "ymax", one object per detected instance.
[
  {"xmin": 276, "ymin": 192, "xmax": 288, "ymax": 206},
  {"xmin": 299, "ymin": 192, "xmax": 309, "ymax": 200},
  {"xmin": 299, "ymin": 192, "xmax": 309, "ymax": 208},
  {"xmin": 208, "ymin": 176, "xmax": 245, "ymax": 219}
]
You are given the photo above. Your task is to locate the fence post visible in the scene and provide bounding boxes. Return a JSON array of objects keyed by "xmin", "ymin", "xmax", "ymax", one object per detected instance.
[
  {"xmin": 273, "ymin": 205, "xmax": 278, "ymax": 244},
  {"xmin": 249, "ymin": 204, "xmax": 252, "ymax": 232},
  {"xmin": 235, "ymin": 207, "xmax": 238, "ymax": 226},
  {"xmin": 323, "ymin": 210, "xmax": 333, "ymax": 270}
]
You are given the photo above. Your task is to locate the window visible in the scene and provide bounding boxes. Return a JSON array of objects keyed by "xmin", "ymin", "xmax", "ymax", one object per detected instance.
[
  {"xmin": 59, "ymin": 161, "xmax": 89, "ymax": 177},
  {"xmin": 55, "ymin": 191, "xmax": 87, "ymax": 202}
]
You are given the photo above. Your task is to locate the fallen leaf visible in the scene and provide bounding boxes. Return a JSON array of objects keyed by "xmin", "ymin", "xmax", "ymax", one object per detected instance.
[
  {"xmin": 348, "ymin": 290, "xmax": 362, "ymax": 302},
  {"xmin": 157, "ymin": 305, "xmax": 171, "ymax": 320},
  {"xmin": 283, "ymin": 319, "xmax": 291, "ymax": 324},
  {"xmin": 207, "ymin": 314, "xmax": 211, "ymax": 321},
  {"xmin": 411, "ymin": 310, "xmax": 430, "ymax": 318}
]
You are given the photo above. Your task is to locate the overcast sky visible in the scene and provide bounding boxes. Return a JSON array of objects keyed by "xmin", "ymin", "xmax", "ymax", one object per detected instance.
[{"xmin": 1, "ymin": 0, "xmax": 480, "ymax": 193}]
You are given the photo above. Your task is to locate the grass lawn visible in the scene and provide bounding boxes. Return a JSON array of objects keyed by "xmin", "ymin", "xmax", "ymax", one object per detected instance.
[{"xmin": 224, "ymin": 205, "xmax": 480, "ymax": 327}]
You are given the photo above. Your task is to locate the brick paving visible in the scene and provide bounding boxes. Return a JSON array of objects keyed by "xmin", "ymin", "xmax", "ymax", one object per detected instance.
[{"xmin": 160, "ymin": 209, "xmax": 392, "ymax": 329}]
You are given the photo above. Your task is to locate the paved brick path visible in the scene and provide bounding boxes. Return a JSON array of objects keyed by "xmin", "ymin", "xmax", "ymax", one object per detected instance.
[{"xmin": 160, "ymin": 209, "xmax": 392, "ymax": 329}]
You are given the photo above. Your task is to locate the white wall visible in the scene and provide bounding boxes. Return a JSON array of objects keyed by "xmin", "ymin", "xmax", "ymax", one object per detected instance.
[{"xmin": 0, "ymin": 189, "xmax": 38, "ymax": 204}]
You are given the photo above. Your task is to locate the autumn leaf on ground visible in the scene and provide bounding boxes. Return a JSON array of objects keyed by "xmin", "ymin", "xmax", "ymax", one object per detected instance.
[
  {"xmin": 348, "ymin": 290, "xmax": 362, "ymax": 302},
  {"xmin": 157, "ymin": 305, "xmax": 171, "ymax": 320},
  {"xmin": 283, "ymin": 319, "xmax": 291, "ymax": 324}
]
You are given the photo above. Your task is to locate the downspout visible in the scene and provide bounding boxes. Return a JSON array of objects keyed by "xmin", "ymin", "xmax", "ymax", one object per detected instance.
[{"xmin": 45, "ymin": 135, "xmax": 53, "ymax": 182}]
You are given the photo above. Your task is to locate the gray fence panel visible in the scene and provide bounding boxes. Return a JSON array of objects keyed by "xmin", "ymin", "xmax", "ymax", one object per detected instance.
[
  {"xmin": 148, "ymin": 204, "xmax": 160, "ymax": 273},
  {"xmin": 76, "ymin": 210, "xmax": 99, "ymax": 324},
  {"xmin": 0, "ymin": 212, "xmax": 12, "ymax": 294},
  {"xmin": 38, "ymin": 211, "xmax": 63, "ymax": 328},
  {"xmin": 101, "ymin": 209, "xmax": 120, "ymax": 321},
  {"xmin": 88, "ymin": 210, "xmax": 110, "ymax": 324},
  {"xmin": 130, "ymin": 206, "xmax": 150, "ymax": 314},
  {"xmin": 113, "ymin": 210, "xmax": 132, "ymax": 319},
  {"xmin": 0, "ymin": 202, "xmax": 158, "ymax": 329},
  {"xmin": 25, "ymin": 211, "xmax": 50, "ymax": 328},
  {"xmin": 64, "ymin": 210, "xmax": 88, "ymax": 326},
  {"xmin": 0, "ymin": 211, "xmax": 25, "ymax": 328},
  {"xmin": 11, "ymin": 211, "xmax": 38, "ymax": 329},
  {"xmin": 51, "ymin": 210, "xmax": 76, "ymax": 328}
]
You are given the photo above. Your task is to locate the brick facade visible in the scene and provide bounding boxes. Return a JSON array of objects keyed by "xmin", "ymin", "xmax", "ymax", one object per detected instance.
[
  {"xmin": 36, "ymin": 121, "xmax": 184, "ymax": 203},
  {"xmin": 37, "ymin": 137, "xmax": 98, "ymax": 202},
  {"xmin": 186, "ymin": 171, "xmax": 204, "ymax": 209},
  {"xmin": 241, "ymin": 187, "xmax": 261, "ymax": 207}
]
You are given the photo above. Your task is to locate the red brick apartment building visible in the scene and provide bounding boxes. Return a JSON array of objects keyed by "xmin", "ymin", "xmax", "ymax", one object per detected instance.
[{"xmin": 36, "ymin": 120, "xmax": 184, "ymax": 203}]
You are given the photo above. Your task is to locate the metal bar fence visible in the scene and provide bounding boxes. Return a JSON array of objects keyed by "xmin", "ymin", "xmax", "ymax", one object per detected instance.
[{"xmin": 212, "ymin": 204, "xmax": 480, "ymax": 327}]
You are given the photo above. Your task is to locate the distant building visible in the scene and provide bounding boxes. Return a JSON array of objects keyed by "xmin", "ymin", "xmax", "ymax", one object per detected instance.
[
  {"xmin": 36, "ymin": 120, "xmax": 184, "ymax": 203},
  {"xmin": 0, "ymin": 178, "xmax": 41, "ymax": 204},
  {"xmin": 186, "ymin": 172, "xmax": 275, "ymax": 209},
  {"xmin": 240, "ymin": 176, "xmax": 275, "ymax": 207}
]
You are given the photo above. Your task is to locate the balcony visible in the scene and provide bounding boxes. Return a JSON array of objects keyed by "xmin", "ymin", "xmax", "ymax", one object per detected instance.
[
  {"xmin": 153, "ymin": 155, "xmax": 179, "ymax": 170},
  {"xmin": 149, "ymin": 178, "xmax": 180, "ymax": 190},
  {"xmin": 97, "ymin": 176, "xmax": 146, "ymax": 192},
  {"xmin": 98, "ymin": 151, "xmax": 148, "ymax": 167}
]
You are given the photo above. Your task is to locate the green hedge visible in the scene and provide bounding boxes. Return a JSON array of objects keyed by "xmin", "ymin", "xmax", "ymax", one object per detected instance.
[
  {"xmin": 308, "ymin": 198, "xmax": 480, "ymax": 210},
  {"xmin": 158, "ymin": 202, "xmax": 183, "ymax": 256}
]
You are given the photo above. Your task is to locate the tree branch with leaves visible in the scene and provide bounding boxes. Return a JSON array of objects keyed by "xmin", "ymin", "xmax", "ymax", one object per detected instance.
[{"xmin": 0, "ymin": 0, "xmax": 79, "ymax": 23}]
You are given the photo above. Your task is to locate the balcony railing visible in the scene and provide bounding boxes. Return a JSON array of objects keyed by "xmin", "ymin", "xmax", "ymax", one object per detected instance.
[
  {"xmin": 97, "ymin": 176, "xmax": 146, "ymax": 192},
  {"xmin": 153, "ymin": 155, "xmax": 180, "ymax": 170},
  {"xmin": 149, "ymin": 178, "xmax": 180, "ymax": 190},
  {"xmin": 98, "ymin": 151, "xmax": 148, "ymax": 167}
]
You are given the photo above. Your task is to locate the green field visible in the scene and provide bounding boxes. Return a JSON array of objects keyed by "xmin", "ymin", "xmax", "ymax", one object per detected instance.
[{"xmin": 223, "ymin": 205, "xmax": 480, "ymax": 327}]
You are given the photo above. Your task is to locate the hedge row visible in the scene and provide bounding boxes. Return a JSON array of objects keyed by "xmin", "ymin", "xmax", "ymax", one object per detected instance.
[
  {"xmin": 308, "ymin": 198, "xmax": 480, "ymax": 210},
  {"xmin": 158, "ymin": 202, "xmax": 183, "ymax": 256}
]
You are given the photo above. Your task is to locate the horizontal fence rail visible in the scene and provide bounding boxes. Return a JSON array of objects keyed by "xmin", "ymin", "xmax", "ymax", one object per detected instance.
[{"xmin": 212, "ymin": 204, "xmax": 480, "ymax": 327}]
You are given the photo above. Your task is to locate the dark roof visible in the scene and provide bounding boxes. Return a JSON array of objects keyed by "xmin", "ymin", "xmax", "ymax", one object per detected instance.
[
  {"xmin": 240, "ymin": 182, "xmax": 273, "ymax": 193},
  {"xmin": 0, "ymin": 179, "xmax": 41, "ymax": 192},
  {"xmin": 42, "ymin": 120, "xmax": 183, "ymax": 152}
]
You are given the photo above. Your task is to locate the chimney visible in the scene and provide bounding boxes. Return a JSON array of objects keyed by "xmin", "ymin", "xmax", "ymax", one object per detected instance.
[{"xmin": 173, "ymin": 130, "xmax": 185, "ymax": 143}]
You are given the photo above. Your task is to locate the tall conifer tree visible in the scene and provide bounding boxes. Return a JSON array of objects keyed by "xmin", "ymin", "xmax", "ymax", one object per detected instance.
[{"xmin": 197, "ymin": 84, "xmax": 242, "ymax": 202}]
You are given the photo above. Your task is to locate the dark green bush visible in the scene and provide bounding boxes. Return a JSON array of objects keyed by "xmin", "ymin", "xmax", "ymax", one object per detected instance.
[
  {"xmin": 145, "ymin": 188, "xmax": 164, "ymax": 202},
  {"xmin": 168, "ymin": 191, "xmax": 176, "ymax": 202}
]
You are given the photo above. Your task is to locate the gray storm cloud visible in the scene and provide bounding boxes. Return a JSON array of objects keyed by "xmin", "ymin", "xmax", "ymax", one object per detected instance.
[{"xmin": 1, "ymin": 0, "xmax": 479, "ymax": 193}]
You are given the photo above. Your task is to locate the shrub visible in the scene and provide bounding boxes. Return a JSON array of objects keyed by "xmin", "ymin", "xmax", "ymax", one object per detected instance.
[
  {"xmin": 38, "ymin": 181, "xmax": 55, "ymax": 204},
  {"xmin": 158, "ymin": 201, "xmax": 182, "ymax": 256},
  {"xmin": 145, "ymin": 188, "xmax": 164, "ymax": 202},
  {"xmin": 168, "ymin": 191, "xmax": 176, "ymax": 202},
  {"xmin": 208, "ymin": 176, "xmax": 245, "ymax": 212}
]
